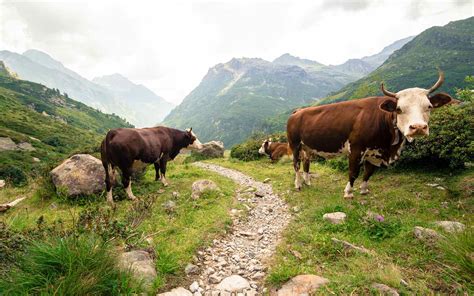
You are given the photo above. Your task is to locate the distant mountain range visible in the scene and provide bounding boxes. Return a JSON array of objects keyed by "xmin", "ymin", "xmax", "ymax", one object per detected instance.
[
  {"xmin": 0, "ymin": 49, "xmax": 173, "ymax": 127},
  {"xmin": 162, "ymin": 37, "xmax": 413, "ymax": 146}
]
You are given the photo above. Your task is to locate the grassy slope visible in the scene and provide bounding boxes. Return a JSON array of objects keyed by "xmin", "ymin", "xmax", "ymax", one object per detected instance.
[
  {"xmin": 0, "ymin": 156, "xmax": 239, "ymax": 292},
  {"xmin": 206, "ymin": 157, "xmax": 473, "ymax": 294}
]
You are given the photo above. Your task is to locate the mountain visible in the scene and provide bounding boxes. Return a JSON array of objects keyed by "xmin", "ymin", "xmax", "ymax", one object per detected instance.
[
  {"xmin": 360, "ymin": 36, "xmax": 415, "ymax": 67},
  {"xmin": 93, "ymin": 74, "xmax": 174, "ymax": 127},
  {"xmin": 0, "ymin": 69, "xmax": 132, "ymax": 174},
  {"xmin": 320, "ymin": 17, "xmax": 473, "ymax": 105},
  {"xmin": 0, "ymin": 49, "xmax": 172, "ymax": 127},
  {"xmin": 162, "ymin": 58, "xmax": 323, "ymax": 146},
  {"xmin": 162, "ymin": 36, "xmax": 413, "ymax": 146}
]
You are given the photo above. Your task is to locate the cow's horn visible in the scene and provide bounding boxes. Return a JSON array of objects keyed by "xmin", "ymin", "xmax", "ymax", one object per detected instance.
[
  {"xmin": 381, "ymin": 82, "xmax": 397, "ymax": 98},
  {"xmin": 427, "ymin": 70, "xmax": 444, "ymax": 94}
]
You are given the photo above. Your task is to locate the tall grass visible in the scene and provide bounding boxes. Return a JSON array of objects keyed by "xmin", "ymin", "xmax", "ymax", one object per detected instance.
[{"xmin": 0, "ymin": 235, "xmax": 137, "ymax": 295}]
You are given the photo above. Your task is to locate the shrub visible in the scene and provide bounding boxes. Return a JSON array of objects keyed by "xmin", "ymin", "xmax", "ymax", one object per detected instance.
[
  {"xmin": 0, "ymin": 235, "xmax": 136, "ymax": 295},
  {"xmin": 0, "ymin": 165, "xmax": 28, "ymax": 186},
  {"xmin": 230, "ymin": 132, "xmax": 287, "ymax": 161},
  {"xmin": 363, "ymin": 217, "xmax": 401, "ymax": 241},
  {"xmin": 398, "ymin": 77, "xmax": 474, "ymax": 169}
]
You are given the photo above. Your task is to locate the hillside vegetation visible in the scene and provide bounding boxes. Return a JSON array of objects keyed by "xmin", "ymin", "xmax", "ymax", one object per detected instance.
[{"xmin": 0, "ymin": 70, "xmax": 132, "ymax": 184}]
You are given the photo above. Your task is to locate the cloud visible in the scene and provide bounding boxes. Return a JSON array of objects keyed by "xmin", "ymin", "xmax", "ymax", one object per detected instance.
[{"xmin": 321, "ymin": 0, "xmax": 371, "ymax": 11}]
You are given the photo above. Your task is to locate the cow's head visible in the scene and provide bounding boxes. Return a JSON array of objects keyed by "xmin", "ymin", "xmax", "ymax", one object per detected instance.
[
  {"xmin": 185, "ymin": 128, "xmax": 203, "ymax": 150},
  {"xmin": 258, "ymin": 139, "xmax": 271, "ymax": 155},
  {"xmin": 379, "ymin": 71, "xmax": 454, "ymax": 142}
]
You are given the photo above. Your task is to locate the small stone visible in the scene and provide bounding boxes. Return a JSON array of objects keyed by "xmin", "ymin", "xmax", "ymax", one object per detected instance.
[
  {"xmin": 194, "ymin": 292, "xmax": 202, "ymax": 296},
  {"xmin": 414, "ymin": 226, "xmax": 440, "ymax": 242},
  {"xmin": 172, "ymin": 191, "xmax": 180, "ymax": 198},
  {"xmin": 276, "ymin": 274, "xmax": 329, "ymax": 295},
  {"xmin": 371, "ymin": 283, "xmax": 399, "ymax": 296},
  {"xmin": 163, "ymin": 200, "xmax": 176, "ymax": 213},
  {"xmin": 240, "ymin": 231, "xmax": 256, "ymax": 237},
  {"xmin": 436, "ymin": 186, "xmax": 445, "ymax": 190},
  {"xmin": 216, "ymin": 275, "xmax": 250, "ymax": 292},
  {"xmin": 32, "ymin": 157, "xmax": 41, "ymax": 162},
  {"xmin": 119, "ymin": 250, "xmax": 156, "ymax": 288},
  {"xmin": 263, "ymin": 178, "xmax": 271, "ymax": 183},
  {"xmin": 426, "ymin": 183, "xmax": 439, "ymax": 187},
  {"xmin": 255, "ymin": 190, "xmax": 265, "ymax": 197},
  {"xmin": 257, "ymin": 228, "xmax": 264, "ymax": 235},
  {"xmin": 209, "ymin": 274, "xmax": 221, "ymax": 284},
  {"xmin": 189, "ymin": 281, "xmax": 199, "ymax": 292},
  {"xmin": 292, "ymin": 206, "xmax": 300, "ymax": 213},
  {"xmin": 157, "ymin": 189, "xmax": 165, "ymax": 194},
  {"xmin": 435, "ymin": 221, "xmax": 465, "ymax": 233},
  {"xmin": 323, "ymin": 212, "xmax": 346, "ymax": 224},
  {"xmin": 230, "ymin": 209, "xmax": 239, "ymax": 215},
  {"xmin": 252, "ymin": 272, "xmax": 265, "ymax": 279},
  {"xmin": 157, "ymin": 287, "xmax": 193, "ymax": 296},
  {"xmin": 192, "ymin": 179, "xmax": 219, "ymax": 199},
  {"xmin": 49, "ymin": 203, "xmax": 58, "ymax": 210},
  {"xmin": 185, "ymin": 263, "xmax": 199, "ymax": 275},
  {"xmin": 400, "ymin": 279, "xmax": 408, "ymax": 286},
  {"xmin": 0, "ymin": 180, "xmax": 5, "ymax": 189}
]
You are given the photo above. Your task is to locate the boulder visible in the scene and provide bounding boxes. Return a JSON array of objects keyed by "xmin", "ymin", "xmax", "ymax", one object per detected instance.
[
  {"xmin": 371, "ymin": 283, "xmax": 399, "ymax": 296},
  {"xmin": 157, "ymin": 287, "xmax": 193, "ymax": 296},
  {"xmin": 276, "ymin": 274, "xmax": 329, "ymax": 296},
  {"xmin": 216, "ymin": 275, "xmax": 250, "ymax": 292},
  {"xmin": 323, "ymin": 212, "xmax": 346, "ymax": 224},
  {"xmin": 0, "ymin": 137, "xmax": 18, "ymax": 151},
  {"xmin": 119, "ymin": 250, "xmax": 157, "ymax": 288},
  {"xmin": 414, "ymin": 226, "xmax": 440, "ymax": 242},
  {"xmin": 435, "ymin": 221, "xmax": 465, "ymax": 233},
  {"xmin": 193, "ymin": 141, "xmax": 225, "ymax": 158},
  {"xmin": 17, "ymin": 142, "xmax": 35, "ymax": 151},
  {"xmin": 191, "ymin": 179, "xmax": 219, "ymax": 199},
  {"xmin": 50, "ymin": 154, "xmax": 105, "ymax": 196}
]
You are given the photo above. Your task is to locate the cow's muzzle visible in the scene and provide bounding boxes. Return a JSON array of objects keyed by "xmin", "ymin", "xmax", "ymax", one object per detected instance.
[{"xmin": 407, "ymin": 124, "xmax": 429, "ymax": 137}]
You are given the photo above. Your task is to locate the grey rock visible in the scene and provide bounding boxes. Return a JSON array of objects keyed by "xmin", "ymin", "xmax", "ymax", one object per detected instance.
[
  {"xmin": 216, "ymin": 275, "xmax": 250, "ymax": 292},
  {"xmin": 435, "ymin": 221, "xmax": 465, "ymax": 233},
  {"xmin": 276, "ymin": 274, "xmax": 329, "ymax": 296},
  {"xmin": 17, "ymin": 142, "xmax": 35, "ymax": 151},
  {"xmin": 50, "ymin": 154, "xmax": 105, "ymax": 196},
  {"xmin": 163, "ymin": 200, "xmax": 177, "ymax": 213},
  {"xmin": 32, "ymin": 157, "xmax": 41, "ymax": 162},
  {"xmin": 209, "ymin": 274, "xmax": 221, "ymax": 284},
  {"xmin": 414, "ymin": 226, "xmax": 440, "ymax": 242},
  {"xmin": 189, "ymin": 281, "xmax": 199, "ymax": 292},
  {"xmin": 119, "ymin": 250, "xmax": 156, "ymax": 288},
  {"xmin": 191, "ymin": 179, "xmax": 219, "ymax": 199},
  {"xmin": 185, "ymin": 263, "xmax": 199, "ymax": 275},
  {"xmin": 323, "ymin": 212, "xmax": 346, "ymax": 224},
  {"xmin": 172, "ymin": 191, "xmax": 180, "ymax": 198},
  {"xmin": 332, "ymin": 238, "xmax": 372, "ymax": 254},
  {"xmin": 0, "ymin": 137, "xmax": 18, "ymax": 151},
  {"xmin": 158, "ymin": 287, "xmax": 193, "ymax": 296},
  {"xmin": 193, "ymin": 141, "xmax": 225, "ymax": 158},
  {"xmin": 371, "ymin": 283, "xmax": 399, "ymax": 296}
]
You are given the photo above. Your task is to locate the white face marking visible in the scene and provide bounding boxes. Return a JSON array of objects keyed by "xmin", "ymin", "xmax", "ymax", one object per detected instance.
[
  {"xmin": 258, "ymin": 141, "xmax": 271, "ymax": 155},
  {"xmin": 394, "ymin": 88, "xmax": 432, "ymax": 140},
  {"xmin": 188, "ymin": 131, "xmax": 203, "ymax": 150}
]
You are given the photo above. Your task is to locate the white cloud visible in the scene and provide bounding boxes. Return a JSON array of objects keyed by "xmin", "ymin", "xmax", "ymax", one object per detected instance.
[{"xmin": 0, "ymin": 0, "xmax": 471, "ymax": 104}]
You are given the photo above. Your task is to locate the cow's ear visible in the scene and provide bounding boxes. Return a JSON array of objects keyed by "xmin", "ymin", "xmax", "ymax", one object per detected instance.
[
  {"xmin": 380, "ymin": 99, "xmax": 397, "ymax": 113},
  {"xmin": 429, "ymin": 92, "xmax": 454, "ymax": 108}
]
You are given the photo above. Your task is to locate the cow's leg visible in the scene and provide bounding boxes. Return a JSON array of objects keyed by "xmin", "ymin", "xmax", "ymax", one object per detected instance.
[
  {"xmin": 292, "ymin": 143, "xmax": 303, "ymax": 190},
  {"xmin": 103, "ymin": 163, "xmax": 114, "ymax": 205},
  {"xmin": 159, "ymin": 157, "xmax": 169, "ymax": 187},
  {"xmin": 154, "ymin": 163, "xmax": 161, "ymax": 181},
  {"xmin": 122, "ymin": 167, "xmax": 137, "ymax": 201},
  {"xmin": 344, "ymin": 150, "xmax": 362, "ymax": 199},
  {"xmin": 303, "ymin": 155, "xmax": 311, "ymax": 186},
  {"xmin": 360, "ymin": 161, "xmax": 376, "ymax": 195}
]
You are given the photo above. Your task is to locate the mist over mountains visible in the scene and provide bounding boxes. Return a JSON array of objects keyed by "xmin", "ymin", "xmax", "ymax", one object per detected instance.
[{"xmin": 0, "ymin": 49, "xmax": 173, "ymax": 127}]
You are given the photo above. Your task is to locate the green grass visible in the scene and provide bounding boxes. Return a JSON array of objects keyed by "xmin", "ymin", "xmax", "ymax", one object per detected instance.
[
  {"xmin": 0, "ymin": 156, "xmax": 237, "ymax": 293},
  {"xmin": 206, "ymin": 157, "xmax": 473, "ymax": 294},
  {"xmin": 0, "ymin": 234, "xmax": 136, "ymax": 295}
]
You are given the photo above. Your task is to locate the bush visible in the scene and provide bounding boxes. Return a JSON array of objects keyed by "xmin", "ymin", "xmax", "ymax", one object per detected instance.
[
  {"xmin": 230, "ymin": 132, "xmax": 287, "ymax": 161},
  {"xmin": 0, "ymin": 235, "xmax": 136, "ymax": 295},
  {"xmin": 0, "ymin": 165, "xmax": 28, "ymax": 186},
  {"xmin": 398, "ymin": 77, "xmax": 474, "ymax": 169}
]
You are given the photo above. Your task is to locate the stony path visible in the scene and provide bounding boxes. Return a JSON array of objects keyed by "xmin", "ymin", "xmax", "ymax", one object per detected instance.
[{"xmin": 188, "ymin": 162, "xmax": 291, "ymax": 295}]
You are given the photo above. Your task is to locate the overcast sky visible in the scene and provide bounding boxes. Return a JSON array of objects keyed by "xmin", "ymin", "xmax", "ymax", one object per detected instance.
[{"xmin": 0, "ymin": 0, "xmax": 472, "ymax": 104}]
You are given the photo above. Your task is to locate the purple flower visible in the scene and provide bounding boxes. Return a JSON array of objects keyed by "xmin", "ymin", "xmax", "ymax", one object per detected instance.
[{"xmin": 375, "ymin": 214, "xmax": 385, "ymax": 222}]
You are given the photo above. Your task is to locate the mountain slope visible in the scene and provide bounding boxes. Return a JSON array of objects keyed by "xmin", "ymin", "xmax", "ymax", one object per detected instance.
[
  {"xmin": 321, "ymin": 17, "xmax": 473, "ymax": 105},
  {"xmin": 162, "ymin": 58, "xmax": 322, "ymax": 146},
  {"xmin": 0, "ymin": 71, "xmax": 132, "ymax": 175},
  {"xmin": 0, "ymin": 50, "xmax": 171, "ymax": 127},
  {"xmin": 93, "ymin": 74, "xmax": 174, "ymax": 127}
]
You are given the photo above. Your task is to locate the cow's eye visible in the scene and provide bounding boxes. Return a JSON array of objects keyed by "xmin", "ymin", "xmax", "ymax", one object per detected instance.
[{"xmin": 396, "ymin": 107, "xmax": 402, "ymax": 114}]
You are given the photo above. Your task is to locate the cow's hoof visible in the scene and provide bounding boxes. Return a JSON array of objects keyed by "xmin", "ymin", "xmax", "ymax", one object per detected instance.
[
  {"xmin": 360, "ymin": 190, "xmax": 369, "ymax": 195},
  {"xmin": 304, "ymin": 180, "xmax": 311, "ymax": 186},
  {"xmin": 344, "ymin": 193, "xmax": 354, "ymax": 199}
]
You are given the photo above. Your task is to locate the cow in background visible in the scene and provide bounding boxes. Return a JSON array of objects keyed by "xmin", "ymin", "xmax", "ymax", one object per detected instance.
[
  {"xmin": 258, "ymin": 139, "xmax": 291, "ymax": 162},
  {"xmin": 287, "ymin": 71, "xmax": 455, "ymax": 198},
  {"xmin": 101, "ymin": 127, "xmax": 203, "ymax": 205}
]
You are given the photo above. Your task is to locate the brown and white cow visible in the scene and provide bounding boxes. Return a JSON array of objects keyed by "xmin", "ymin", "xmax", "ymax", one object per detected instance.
[
  {"xmin": 100, "ymin": 126, "xmax": 202, "ymax": 205},
  {"xmin": 258, "ymin": 139, "xmax": 291, "ymax": 162},
  {"xmin": 287, "ymin": 71, "xmax": 454, "ymax": 198}
]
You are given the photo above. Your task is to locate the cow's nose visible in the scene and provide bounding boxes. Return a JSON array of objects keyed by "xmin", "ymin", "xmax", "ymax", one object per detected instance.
[{"xmin": 409, "ymin": 124, "xmax": 428, "ymax": 134}]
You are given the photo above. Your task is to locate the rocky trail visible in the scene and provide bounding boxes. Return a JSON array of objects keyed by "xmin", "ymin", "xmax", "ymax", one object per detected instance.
[{"xmin": 161, "ymin": 162, "xmax": 291, "ymax": 295}]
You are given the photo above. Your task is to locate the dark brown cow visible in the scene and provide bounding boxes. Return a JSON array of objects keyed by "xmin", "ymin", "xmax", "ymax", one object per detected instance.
[
  {"xmin": 287, "ymin": 71, "xmax": 454, "ymax": 198},
  {"xmin": 258, "ymin": 140, "xmax": 290, "ymax": 162},
  {"xmin": 101, "ymin": 126, "xmax": 203, "ymax": 204}
]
